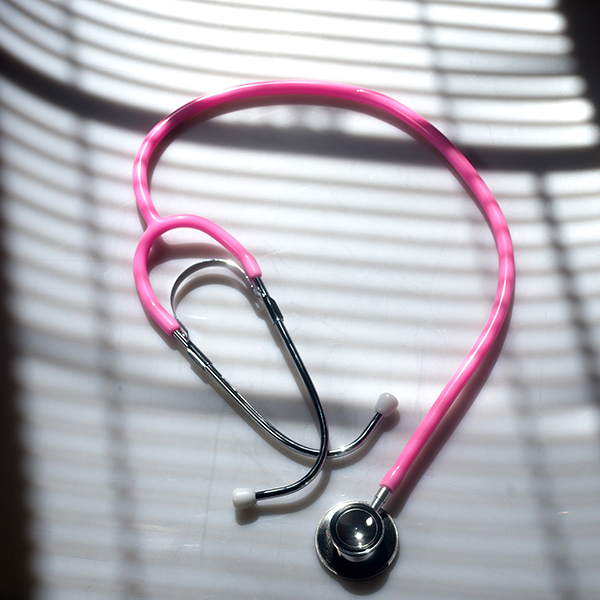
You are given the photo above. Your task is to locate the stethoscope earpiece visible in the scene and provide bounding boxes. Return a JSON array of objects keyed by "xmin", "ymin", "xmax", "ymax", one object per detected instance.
[
  {"xmin": 232, "ymin": 488, "xmax": 257, "ymax": 510},
  {"xmin": 315, "ymin": 498, "xmax": 398, "ymax": 580}
]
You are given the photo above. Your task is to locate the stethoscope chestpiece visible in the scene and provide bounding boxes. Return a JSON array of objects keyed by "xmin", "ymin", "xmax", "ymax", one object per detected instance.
[{"xmin": 315, "ymin": 500, "xmax": 399, "ymax": 580}]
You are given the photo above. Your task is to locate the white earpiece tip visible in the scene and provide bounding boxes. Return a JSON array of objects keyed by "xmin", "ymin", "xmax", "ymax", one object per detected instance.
[
  {"xmin": 375, "ymin": 393, "xmax": 398, "ymax": 417},
  {"xmin": 232, "ymin": 488, "xmax": 256, "ymax": 510}
]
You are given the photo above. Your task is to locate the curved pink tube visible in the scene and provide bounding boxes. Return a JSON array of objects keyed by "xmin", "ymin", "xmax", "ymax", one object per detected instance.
[
  {"xmin": 133, "ymin": 214, "xmax": 261, "ymax": 334},
  {"xmin": 132, "ymin": 80, "xmax": 515, "ymax": 493}
]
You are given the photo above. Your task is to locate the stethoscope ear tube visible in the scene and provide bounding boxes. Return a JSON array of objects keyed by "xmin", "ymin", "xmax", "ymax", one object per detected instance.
[{"xmin": 168, "ymin": 259, "xmax": 400, "ymax": 508}]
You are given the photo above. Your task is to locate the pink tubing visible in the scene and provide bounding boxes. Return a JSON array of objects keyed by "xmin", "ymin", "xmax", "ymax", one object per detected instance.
[{"xmin": 132, "ymin": 80, "xmax": 515, "ymax": 494}]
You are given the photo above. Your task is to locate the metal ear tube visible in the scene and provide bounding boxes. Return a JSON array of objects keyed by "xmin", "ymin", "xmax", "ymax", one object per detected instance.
[{"xmin": 169, "ymin": 259, "xmax": 398, "ymax": 509}]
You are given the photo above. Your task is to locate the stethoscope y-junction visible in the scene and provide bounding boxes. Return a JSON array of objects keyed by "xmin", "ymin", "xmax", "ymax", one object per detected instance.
[{"xmin": 133, "ymin": 80, "xmax": 515, "ymax": 580}]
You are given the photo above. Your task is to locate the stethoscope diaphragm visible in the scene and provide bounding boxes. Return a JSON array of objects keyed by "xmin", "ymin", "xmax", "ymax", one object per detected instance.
[{"xmin": 315, "ymin": 500, "xmax": 399, "ymax": 580}]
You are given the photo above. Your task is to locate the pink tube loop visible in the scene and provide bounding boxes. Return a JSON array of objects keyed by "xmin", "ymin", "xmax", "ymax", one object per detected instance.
[
  {"xmin": 133, "ymin": 214, "xmax": 261, "ymax": 335},
  {"xmin": 132, "ymin": 80, "xmax": 515, "ymax": 492}
]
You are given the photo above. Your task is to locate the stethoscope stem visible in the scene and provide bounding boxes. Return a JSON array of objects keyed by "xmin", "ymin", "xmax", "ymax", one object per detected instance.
[{"xmin": 370, "ymin": 486, "xmax": 391, "ymax": 513}]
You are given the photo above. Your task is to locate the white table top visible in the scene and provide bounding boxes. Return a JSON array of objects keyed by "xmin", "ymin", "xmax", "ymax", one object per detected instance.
[{"xmin": 1, "ymin": 1, "xmax": 599, "ymax": 599}]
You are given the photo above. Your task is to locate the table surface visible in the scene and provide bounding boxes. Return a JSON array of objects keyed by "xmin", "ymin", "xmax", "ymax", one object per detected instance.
[{"xmin": 1, "ymin": 1, "xmax": 599, "ymax": 599}]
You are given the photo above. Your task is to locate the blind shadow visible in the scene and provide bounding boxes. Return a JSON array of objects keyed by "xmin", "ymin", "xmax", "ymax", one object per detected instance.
[
  {"xmin": 0, "ymin": 159, "xmax": 35, "ymax": 598},
  {"xmin": 1, "ymin": 1, "xmax": 600, "ymax": 599}
]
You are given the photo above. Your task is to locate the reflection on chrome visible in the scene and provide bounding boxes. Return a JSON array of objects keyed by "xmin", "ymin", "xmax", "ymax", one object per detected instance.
[{"xmin": 1, "ymin": 0, "xmax": 599, "ymax": 598}]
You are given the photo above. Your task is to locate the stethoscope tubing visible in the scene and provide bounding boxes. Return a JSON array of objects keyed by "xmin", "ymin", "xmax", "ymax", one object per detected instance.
[{"xmin": 132, "ymin": 79, "xmax": 515, "ymax": 499}]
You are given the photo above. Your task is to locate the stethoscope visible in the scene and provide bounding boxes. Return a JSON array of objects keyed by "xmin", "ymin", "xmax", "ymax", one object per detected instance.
[{"xmin": 133, "ymin": 80, "xmax": 515, "ymax": 580}]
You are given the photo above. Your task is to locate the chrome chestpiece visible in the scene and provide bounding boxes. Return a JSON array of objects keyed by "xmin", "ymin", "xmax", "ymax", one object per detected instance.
[{"xmin": 315, "ymin": 494, "xmax": 399, "ymax": 580}]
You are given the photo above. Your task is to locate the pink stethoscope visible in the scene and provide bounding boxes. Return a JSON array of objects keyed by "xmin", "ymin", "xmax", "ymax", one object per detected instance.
[{"xmin": 133, "ymin": 80, "xmax": 514, "ymax": 580}]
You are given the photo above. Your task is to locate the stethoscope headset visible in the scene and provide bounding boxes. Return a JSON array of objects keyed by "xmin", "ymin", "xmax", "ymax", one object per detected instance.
[{"xmin": 133, "ymin": 80, "xmax": 515, "ymax": 580}]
